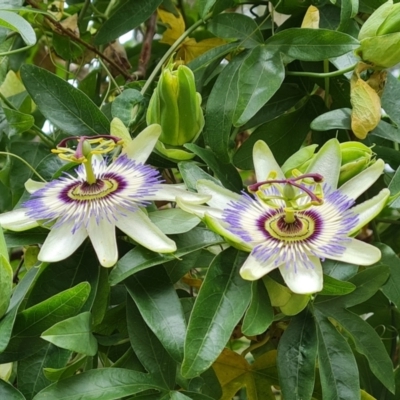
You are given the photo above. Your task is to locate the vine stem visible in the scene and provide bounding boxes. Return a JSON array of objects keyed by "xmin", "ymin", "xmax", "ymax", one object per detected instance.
[
  {"xmin": 286, "ymin": 63, "xmax": 357, "ymax": 79},
  {"xmin": 140, "ymin": 16, "xmax": 211, "ymax": 96},
  {"xmin": 323, "ymin": 59, "xmax": 330, "ymax": 108},
  {"xmin": 0, "ymin": 152, "xmax": 47, "ymax": 182}
]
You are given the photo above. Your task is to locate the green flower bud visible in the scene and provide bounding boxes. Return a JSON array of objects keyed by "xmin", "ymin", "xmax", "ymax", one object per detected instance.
[
  {"xmin": 356, "ymin": 1, "xmax": 400, "ymax": 68},
  {"xmin": 146, "ymin": 64, "xmax": 205, "ymax": 148}
]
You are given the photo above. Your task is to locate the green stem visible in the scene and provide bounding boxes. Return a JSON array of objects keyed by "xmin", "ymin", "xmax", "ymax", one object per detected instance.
[
  {"xmin": 323, "ymin": 59, "xmax": 330, "ymax": 108},
  {"xmin": 0, "ymin": 44, "xmax": 35, "ymax": 57},
  {"xmin": 0, "ymin": 151, "xmax": 46, "ymax": 182},
  {"xmin": 78, "ymin": 0, "xmax": 91, "ymax": 22},
  {"xmin": 0, "ymin": 91, "xmax": 54, "ymax": 147},
  {"xmin": 286, "ymin": 63, "xmax": 357, "ymax": 79},
  {"xmin": 98, "ymin": 58, "xmax": 122, "ymax": 95},
  {"xmin": 140, "ymin": 16, "xmax": 211, "ymax": 96}
]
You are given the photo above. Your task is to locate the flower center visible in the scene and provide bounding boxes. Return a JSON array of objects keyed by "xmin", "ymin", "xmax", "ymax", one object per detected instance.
[
  {"xmin": 264, "ymin": 213, "xmax": 315, "ymax": 242},
  {"xmin": 67, "ymin": 178, "xmax": 119, "ymax": 201}
]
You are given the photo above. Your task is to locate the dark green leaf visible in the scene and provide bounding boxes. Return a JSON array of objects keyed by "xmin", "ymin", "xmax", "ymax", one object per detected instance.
[
  {"xmin": 94, "ymin": 0, "xmax": 163, "ymax": 44},
  {"xmin": 3, "ymin": 107, "xmax": 34, "ymax": 136},
  {"xmin": 178, "ymin": 161, "xmax": 220, "ymax": 192},
  {"xmin": 232, "ymin": 46, "xmax": 285, "ymax": 127},
  {"xmin": 242, "ymin": 280, "xmax": 273, "ymax": 336},
  {"xmin": 277, "ymin": 308, "xmax": 317, "ymax": 400},
  {"xmin": 33, "ymin": 369, "xmax": 164, "ymax": 400},
  {"xmin": 0, "ymin": 379, "xmax": 25, "ymax": 400},
  {"xmin": 208, "ymin": 13, "xmax": 263, "ymax": 48},
  {"xmin": 310, "ymin": 108, "xmax": 351, "ymax": 131},
  {"xmin": 338, "ymin": 0, "xmax": 358, "ymax": 32},
  {"xmin": 127, "ymin": 296, "xmax": 176, "ymax": 389},
  {"xmin": 185, "ymin": 143, "xmax": 243, "ymax": 192},
  {"xmin": 0, "ymin": 282, "xmax": 90, "ymax": 363},
  {"xmin": 265, "ymin": 29, "xmax": 360, "ymax": 61},
  {"xmin": 319, "ymin": 275, "xmax": 356, "ymax": 296},
  {"xmin": 315, "ymin": 310, "xmax": 360, "ymax": 400},
  {"xmin": 111, "ymin": 89, "xmax": 144, "ymax": 127},
  {"xmin": 109, "ymin": 227, "xmax": 223, "ymax": 285},
  {"xmin": 322, "ymin": 259, "xmax": 358, "ymax": 281},
  {"xmin": 21, "ymin": 65, "xmax": 110, "ymax": 136},
  {"xmin": 41, "ymin": 312, "xmax": 98, "ymax": 356},
  {"xmin": 181, "ymin": 248, "xmax": 252, "ymax": 378},
  {"xmin": 125, "ymin": 265, "xmax": 187, "ymax": 362}
]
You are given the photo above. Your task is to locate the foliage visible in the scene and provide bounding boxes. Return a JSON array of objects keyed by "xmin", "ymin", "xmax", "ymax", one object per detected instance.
[{"xmin": 0, "ymin": 1, "xmax": 400, "ymax": 400}]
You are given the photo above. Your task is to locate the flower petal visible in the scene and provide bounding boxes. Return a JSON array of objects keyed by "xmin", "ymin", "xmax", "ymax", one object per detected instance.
[
  {"xmin": 25, "ymin": 179, "xmax": 47, "ymax": 194},
  {"xmin": 87, "ymin": 218, "xmax": 118, "ymax": 267},
  {"xmin": 349, "ymin": 188, "xmax": 389, "ymax": 235},
  {"xmin": 279, "ymin": 256, "xmax": 323, "ymax": 294},
  {"xmin": 253, "ymin": 140, "xmax": 285, "ymax": 182},
  {"xmin": 0, "ymin": 208, "xmax": 39, "ymax": 231},
  {"xmin": 338, "ymin": 159, "xmax": 385, "ymax": 200},
  {"xmin": 38, "ymin": 221, "xmax": 87, "ymax": 263},
  {"xmin": 327, "ymin": 238, "xmax": 381, "ymax": 266},
  {"xmin": 122, "ymin": 124, "xmax": 161, "ymax": 163},
  {"xmin": 176, "ymin": 197, "xmax": 222, "ymax": 219},
  {"xmin": 146, "ymin": 183, "xmax": 210, "ymax": 204},
  {"xmin": 306, "ymin": 139, "xmax": 341, "ymax": 190},
  {"xmin": 116, "ymin": 208, "xmax": 176, "ymax": 253},
  {"xmin": 197, "ymin": 180, "xmax": 240, "ymax": 209},
  {"xmin": 240, "ymin": 250, "xmax": 278, "ymax": 280}
]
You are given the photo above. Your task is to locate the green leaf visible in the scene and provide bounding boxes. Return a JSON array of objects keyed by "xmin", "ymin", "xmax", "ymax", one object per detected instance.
[
  {"xmin": 0, "ymin": 267, "xmax": 39, "ymax": 352},
  {"xmin": 33, "ymin": 369, "xmax": 164, "ymax": 400},
  {"xmin": 319, "ymin": 275, "xmax": 356, "ymax": 296},
  {"xmin": 109, "ymin": 227, "xmax": 223, "ymax": 285},
  {"xmin": 0, "ymin": 379, "xmax": 25, "ymax": 400},
  {"xmin": 184, "ymin": 143, "xmax": 243, "ymax": 192},
  {"xmin": 338, "ymin": 0, "xmax": 359, "ymax": 32},
  {"xmin": 111, "ymin": 89, "xmax": 144, "ymax": 127},
  {"xmin": 242, "ymin": 280, "xmax": 273, "ymax": 336},
  {"xmin": 94, "ymin": 0, "xmax": 163, "ymax": 44},
  {"xmin": 44, "ymin": 355, "xmax": 87, "ymax": 382},
  {"xmin": 125, "ymin": 265, "xmax": 187, "ymax": 362},
  {"xmin": 3, "ymin": 107, "xmax": 34, "ymax": 136},
  {"xmin": 181, "ymin": 248, "xmax": 252, "ymax": 378},
  {"xmin": 310, "ymin": 108, "xmax": 351, "ymax": 131},
  {"xmin": 315, "ymin": 309, "xmax": 360, "ymax": 400},
  {"xmin": 148, "ymin": 209, "xmax": 200, "ymax": 234},
  {"xmin": 0, "ymin": 253, "xmax": 12, "ymax": 319},
  {"xmin": 41, "ymin": 312, "xmax": 97, "ymax": 356},
  {"xmin": 0, "ymin": 10, "xmax": 36, "ymax": 45},
  {"xmin": 265, "ymin": 29, "xmax": 360, "ymax": 61},
  {"xmin": 321, "ymin": 259, "xmax": 358, "ymax": 281},
  {"xmin": 127, "ymin": 296, "xmax": 176, "ymax": 389},
  {"xmin": 277, "ymin": 308, "xmax": 317, "ymax": 400},
  {"xmin": 0, "ymin": 282, "xmax": 90, "ymax": 363},
  {"xmin": 375, "ymin": 243, "xmax": 400, "ymax": 309},
  {"xmin": 233, "ymin": 96, "xmax": 324, "ymax": 169},
  {"xmin": 208, "ymin": 13, "xmax": 263, "ymax": 48},
  {"xmin": 319, "ymin": 306, "xmax": 395, "ymax": 393},
  {"xmin": 20, "ymin": 65, "xmax": 110, "ymax": 136},
  {"xmin": 17, "ymin": 343, "xmax": 70, "ymax": 399},
  {"xmin": 232, "ymin": 46, "xmax": 285, "ymax": 127},
  {"xmin": 178, "ymin": 161, "xmax": 221, "ymax": 192}
]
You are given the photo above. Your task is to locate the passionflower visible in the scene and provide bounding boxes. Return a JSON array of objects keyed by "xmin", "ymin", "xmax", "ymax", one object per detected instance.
[
  {"xmin": 0, "ymin": 125, "xmax": 208, "ymax": 267},
  {"xmin": 178, "ymin": 139, "xmax": 389, "ymax": 294}
]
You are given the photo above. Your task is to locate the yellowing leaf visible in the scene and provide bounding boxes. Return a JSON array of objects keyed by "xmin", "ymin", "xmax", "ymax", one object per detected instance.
[
  {"xmin": 177, "ymin": 37, "xmax": 227, "ymax": 63},
  {"xmin": 350, "ymin": 78, "xmax": 381, "ymax": 139},
  {"xmin": 0, "ymin": 70, "xmax": 25, "ymax": 97},
  {"xmin": 301, "ymin": 5, "xmax": 320, "ymax": 29},
  {"xmin": 158, "ymin": 8, "xmax": 185, "ymax": 45},
  {"xmin": 212, "ymin": 348, "xmax": 278, "ymax": 400},
  {"xmin": 361, "ymin": 389, "xmax": 377, "ymax": 400}
]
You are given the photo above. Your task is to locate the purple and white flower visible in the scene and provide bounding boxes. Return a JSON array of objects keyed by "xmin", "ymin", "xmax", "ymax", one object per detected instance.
[
  {"xmin": 178, "ymin": 139, "xmax": 389, "ymax": 294},
  {"xmin": 0, "ymin": 125, "xmax": 209, "ymax": 267}
]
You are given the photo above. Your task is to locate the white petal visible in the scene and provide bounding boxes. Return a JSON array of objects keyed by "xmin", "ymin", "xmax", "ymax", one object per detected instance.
[
  {"xmin": 349, "ymin": 188, "xmax": 389, "ymax": 235},
  {"xmin": 87, "ymin": 218, "xmax": 118, "ymax": 268},
  {"xmin": 146, "ymin": 184, "xmax": 210, "ymax": 204},
  {"xmin": 116, "ymin": 208, "xmax": 176, "ymax": 253},
  {"xmin": 339, "ymin": 159, "xmax": 385, "ymax": 200},
  {"xmin": 306, "ymin": 139, "xmax": 341, "ymax": 190},
  {"xmin": 197, "ymin": 180, "xmax": 240, "ymax": 209},
  {"xmin": 176, "ymin": 197, "xmax": 222, "ymax": 219},
  {"xmin": 327, "ymin": 238, "xmax": 381, "ymax": 266},
  {"xmin": 253, "ymin": 140, "xmax": 285, "ymax": 182},
  {"xmin": 25, "ymin": 179, "xmax": 46, "ymax": 194},
  {"xmin": 240, "ymin": 251, "xmax": 278, "ymax": 280},
  {"xmin": 38, "ymin": 221, "xmax": 87, "ymax": 263},
  {"xmin": 122, "ymin": 124, "xmax": 161, "ymax": 163},
  {"xmin": 279, "ymin": 256, "xmax": 323, "ymax": 294},
  {"xmin": 0, "ymin": 209, "xmax": 39, "ymax": 231}
]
